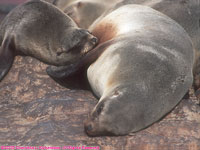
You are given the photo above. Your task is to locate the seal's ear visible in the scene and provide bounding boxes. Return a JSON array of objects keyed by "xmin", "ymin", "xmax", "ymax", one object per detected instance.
[
  {"xmin": 77, "ymin": 1, "xmax": 83, "ymax": 8},
  {"xmin": 0, "ymin": 38, "xmax": 15, "ymax": 82}
]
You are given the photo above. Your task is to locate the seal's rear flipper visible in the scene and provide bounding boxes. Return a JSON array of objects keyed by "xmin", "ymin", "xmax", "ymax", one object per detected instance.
[{"xmin": 0, "ymin": 39, "xmax": 15, "ymax": 82}]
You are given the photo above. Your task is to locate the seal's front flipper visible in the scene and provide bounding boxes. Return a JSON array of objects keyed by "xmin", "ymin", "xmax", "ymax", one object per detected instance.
[
  {"xmin": 0, "ymin": 39, "xmax": 15, "ymax": 82},
  {"xmin": 46, "ymin": 64, "xmax": 90, "ymax": 90},
  {"xmin": 46, "ymin": 39, "xmax": 112, "ymax": 89},
  {"xmin": 47, "ymin": 63, "xmax": 80, "ymax": 79}
]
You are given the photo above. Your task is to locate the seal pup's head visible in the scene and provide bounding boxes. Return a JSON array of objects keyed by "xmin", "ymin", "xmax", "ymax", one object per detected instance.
[
  {"xmin": 0, "ymin": 0, "xmax": 98, "ymax": 82},
  {"xmin": 55, "ymin": 27, "xmax": 98, "ymax": 65}
]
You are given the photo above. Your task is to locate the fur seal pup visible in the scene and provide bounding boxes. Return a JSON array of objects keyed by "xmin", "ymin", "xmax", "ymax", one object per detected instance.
[
  {"xmin": 0, "ymin": 0, "xmax": 98, "ymax": 82},
  {"xmin": 47, "ymin": 4, "xmax": 194, "ymax": 136}
]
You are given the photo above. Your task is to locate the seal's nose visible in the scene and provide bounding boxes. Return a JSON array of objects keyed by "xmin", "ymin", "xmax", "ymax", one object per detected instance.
[
  {"xmin": 84, "ymin": 123, "xmax": 93, "ymax": 132},
  {"xmin": 91, "ymin": 37, "xmax": 98, "ymax": 45}
]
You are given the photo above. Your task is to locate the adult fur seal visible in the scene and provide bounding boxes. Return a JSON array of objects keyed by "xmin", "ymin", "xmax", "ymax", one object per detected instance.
[
  {"xmin": 84, "ymin": 5, "xmax": 194, "ymax": 136},
  {"xmin": 0, "ymin": 0, "xmax": 98, "ymax": 82},
  {"xmin": 47, "ymin": 5, "xmax": 194, "ymax": 136},
  {"xmin": 60, "ymin": 0, "xmax": 200, "ymax": 87}
]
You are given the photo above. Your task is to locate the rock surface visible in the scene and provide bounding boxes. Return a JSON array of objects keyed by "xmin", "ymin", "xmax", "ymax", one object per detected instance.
[
  {"xmin": 0, "ymin": 1, "xmax": 199, "ymax": 149},
  {"xmin": 0, "ymin": 56, "xmax": 199, "ymax": 150}
]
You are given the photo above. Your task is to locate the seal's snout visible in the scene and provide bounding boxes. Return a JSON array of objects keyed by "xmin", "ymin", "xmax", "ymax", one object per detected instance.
[
  {"xmin": 85, "ymin": 123, "xmax": 93, "ymax": 132},
  {"xmin": 84, "ymin": 120, "xmax": 96, "ymax": 136},
  {"xmin": 84, "ymin": 120, "xmax": 115, "ymax": 136}
]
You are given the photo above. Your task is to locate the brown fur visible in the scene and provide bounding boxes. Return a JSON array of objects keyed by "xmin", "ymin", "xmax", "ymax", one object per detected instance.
[{"xmin": 91, "ymin": 22, "xmax": 118, "ymax": 44}]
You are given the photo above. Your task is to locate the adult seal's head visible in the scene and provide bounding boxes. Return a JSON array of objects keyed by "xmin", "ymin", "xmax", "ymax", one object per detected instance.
[{"xmin": 0, "ymin": 0, "xmax": 98, "ymax": 82}]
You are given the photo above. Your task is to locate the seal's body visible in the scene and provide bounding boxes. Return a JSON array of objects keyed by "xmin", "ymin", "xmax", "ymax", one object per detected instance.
[
  {"xmin": 63, "ymin": 0, "xmax": 106, "ymax": 29},
  {"xmin": 51, "ymin": 0, "xmax": 75, "ymax": 9},
  {"xmin": 0, "ymin": 0, "xmax": 98, "ymax": 81},
  {"xmin": 83, "ymin": 5, "xmax": 194, "ymax": 136},
  {"xmin": 108, "ymin": 0, "xmax": 200, "ymax": 88},
  {"xmin": 61, "ymin": 0, "xmax": 122, "ymax": 28}
]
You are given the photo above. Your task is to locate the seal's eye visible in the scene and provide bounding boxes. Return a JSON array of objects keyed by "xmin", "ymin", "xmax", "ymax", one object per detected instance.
[
  {"xmin": 91, "ymin": 102, "xmax": 104, "ymax": 120},
  {"xmin": 97, "ymin": 103, "xmax": 104, "ymax": 115},
  {"xmin": 79, "ymin": 29, "xmax": 91, "ymax": 35}
]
